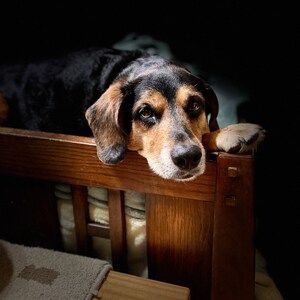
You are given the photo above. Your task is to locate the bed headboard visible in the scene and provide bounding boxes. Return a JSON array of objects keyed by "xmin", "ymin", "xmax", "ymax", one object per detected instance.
[{"xmin": 0, "ymin": 126, "xmax": 255, "ymax": 300}]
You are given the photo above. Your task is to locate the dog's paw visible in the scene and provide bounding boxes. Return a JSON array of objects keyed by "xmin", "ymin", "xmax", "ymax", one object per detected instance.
[{"xmin": 216, "ymin": 123, "xmax": 266, "ymax": 154}]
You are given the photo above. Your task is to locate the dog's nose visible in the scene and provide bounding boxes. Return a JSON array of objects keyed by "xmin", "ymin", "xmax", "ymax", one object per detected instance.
[{"xmin": 171, "ymin": 145, "xmax": 202, "ymax": 170}]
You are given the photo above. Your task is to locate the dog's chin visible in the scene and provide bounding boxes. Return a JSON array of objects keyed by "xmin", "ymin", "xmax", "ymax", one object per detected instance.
[
  {"xmin": 151, "ymin": 166, "xmax": 204, "ymax": 182},
  {"xmin": 171, "ymin": 171, "xmax": 202, "ymax": 182},
  {"xmin": 174, "ymin": 174, "xmax": 199, "ymax": 182}
]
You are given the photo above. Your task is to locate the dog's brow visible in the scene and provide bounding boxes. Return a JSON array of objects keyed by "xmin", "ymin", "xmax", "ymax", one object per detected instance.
[
  {"xmin": 133, "ymin": 90, "xmax": 167, "ymax": 113},
  {"xmin": 176, "ymin": 85, "xmax": 205, "ymax": 107}
]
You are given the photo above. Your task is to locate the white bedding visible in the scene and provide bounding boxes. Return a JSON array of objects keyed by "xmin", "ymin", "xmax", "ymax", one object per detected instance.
[{"xmin": 55, "ymin": 184, "xmax": 148, "ymax": 277}]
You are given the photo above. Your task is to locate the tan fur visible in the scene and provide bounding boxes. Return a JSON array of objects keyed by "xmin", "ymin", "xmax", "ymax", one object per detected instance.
[
  {"xmin": 85, "ymin": 82, "xmax": 128, "ymax": 164},
  {"xmin": 202, "ymin": 130, "xmax": 220, "ymax": 151},
  {"xmin": 128, "ymin": 90, "xmax": 168, "ymax": 152},
  {"xmin": 127, "ymin": 86, "xmax": 209, "ymax": 180},
  {"xmin": 128, "ymin": 86, "xmax": 209, "ymax": 155},
  {"xmin": 176, "ymin": 85, "xmax": 210, "ymax": 139}
]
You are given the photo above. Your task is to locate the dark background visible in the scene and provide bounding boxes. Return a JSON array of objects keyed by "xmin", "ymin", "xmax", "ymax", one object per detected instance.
[{"xmin": 1, "ymin": 1, "xmax": 298, "ymax": 299}]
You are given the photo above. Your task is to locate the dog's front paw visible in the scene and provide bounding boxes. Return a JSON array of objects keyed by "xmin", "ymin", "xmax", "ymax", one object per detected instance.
[{"xmin": 216, "ymin": 123, "xmax": 266, "ymax": 154}]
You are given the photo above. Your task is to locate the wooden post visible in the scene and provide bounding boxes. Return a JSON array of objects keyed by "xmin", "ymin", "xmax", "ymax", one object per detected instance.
[{"xmin": 211, "ymin": 153, "xmax": 255, "ymax": 300}]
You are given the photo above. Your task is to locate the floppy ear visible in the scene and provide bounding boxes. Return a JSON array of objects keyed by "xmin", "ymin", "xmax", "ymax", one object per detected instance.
[
  {"xmin": 203, "ymin": 83, "xmax": 219, "ymax": 131},
  {"xmin": 85, "ymin": 82, "xmax": 129, "ymax": 165}
]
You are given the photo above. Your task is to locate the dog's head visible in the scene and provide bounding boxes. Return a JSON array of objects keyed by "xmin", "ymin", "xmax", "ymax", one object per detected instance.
[{"xmin": 85, "ymin": 55, "xmax": 219, "ymax": 181}]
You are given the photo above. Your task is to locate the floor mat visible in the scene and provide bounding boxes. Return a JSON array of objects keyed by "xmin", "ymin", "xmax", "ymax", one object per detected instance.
[{"xmin": 0, "ymin": 239, "xmax": 112, "ymax": 300}]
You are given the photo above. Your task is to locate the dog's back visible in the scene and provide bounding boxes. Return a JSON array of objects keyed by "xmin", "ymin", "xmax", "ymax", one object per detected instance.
[{"xmin": 0, "ymin": 47, "xmax": 145, "ymax": 135}]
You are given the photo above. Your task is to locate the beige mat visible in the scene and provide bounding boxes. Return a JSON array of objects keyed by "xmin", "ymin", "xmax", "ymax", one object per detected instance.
[{"xmin": 0, "ymin": 239, "xmax": 112, "ymax": 300}]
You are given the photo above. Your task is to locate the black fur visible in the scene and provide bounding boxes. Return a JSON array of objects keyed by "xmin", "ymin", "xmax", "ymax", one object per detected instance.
[{"xmin": 0, "ymin": 47, "xmax": 146, "ymax": 135}]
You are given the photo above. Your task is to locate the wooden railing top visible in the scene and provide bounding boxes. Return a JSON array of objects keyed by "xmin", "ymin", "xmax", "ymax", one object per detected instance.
[{"xmin": 0, "ymin": 127, "xmax": 252, "ymax": 202}]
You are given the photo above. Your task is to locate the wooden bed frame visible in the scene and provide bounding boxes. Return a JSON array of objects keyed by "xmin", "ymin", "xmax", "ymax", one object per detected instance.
[{"xmin": 0, "ymin": 126, "xmax": 255, "ymax": 300}]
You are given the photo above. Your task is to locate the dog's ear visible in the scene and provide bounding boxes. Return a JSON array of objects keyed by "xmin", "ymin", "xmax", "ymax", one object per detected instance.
[
  {"xmin": 85, "ymin": 82, "xmax": 130, "ymax": 165},
  {"xmin": 203, "ymin": 83, "xmax": 219, "ymax": 131}
]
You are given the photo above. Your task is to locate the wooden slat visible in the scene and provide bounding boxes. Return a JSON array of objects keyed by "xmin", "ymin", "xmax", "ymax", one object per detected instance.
[
  {"xmin": 0, "ymin": 127, "xmax": 216, "ymax": 201},
  {"xmin": 108, "ymin": 189, "xmax": 128, "ymax": 272},
  {"xmin": 95, "ymin": 271, "xmax": 191, "ymax": 300},
  {"xmin": 211, "ymin": 153, "xmax": 255, "ymax": 300},
  {"xmin": 87, "ymin": 223, "xmax": 110, "ymax": 239},
  {"xmin": 71, "ymin": 185, "xmax": 90, "ymax": 254}
]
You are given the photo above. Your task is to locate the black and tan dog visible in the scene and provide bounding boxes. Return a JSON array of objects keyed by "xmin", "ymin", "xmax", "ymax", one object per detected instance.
[{"xmin": 0, "ymin": 47, "xmax": 265, "ymax": 181}]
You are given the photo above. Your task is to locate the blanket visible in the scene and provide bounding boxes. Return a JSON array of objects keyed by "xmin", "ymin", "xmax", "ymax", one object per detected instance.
[{"xmin": 0, "ymin": 239, "xmax": 112, "ymax": 300}]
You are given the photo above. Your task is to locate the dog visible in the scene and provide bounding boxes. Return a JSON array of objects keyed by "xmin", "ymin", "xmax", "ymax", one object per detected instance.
[{"xmin": 0, "ymin": 47, "xmax": 265, "ymax": 181}]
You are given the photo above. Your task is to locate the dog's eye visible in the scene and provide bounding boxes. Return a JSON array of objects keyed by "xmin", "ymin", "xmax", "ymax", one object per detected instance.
[
  {"xmin": 186, "ymin": 97, "xmax": 203, "ymax": 118},
  {"xmin": 136, "ymin": 105, "xmax": 157, "ymax": 126},
  {"xmin": 140, "ymin": 106, "xmax": 154, "ymax": 119},
  {"xmin": 188, "ymin": 99, "xmax": 201, "ymax": 112}
]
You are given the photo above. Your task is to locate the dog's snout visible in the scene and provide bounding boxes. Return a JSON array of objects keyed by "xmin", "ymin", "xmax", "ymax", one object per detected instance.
[{"xmin": 171, "ymin": 145, "xmax": 202, "ymax": 170}]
